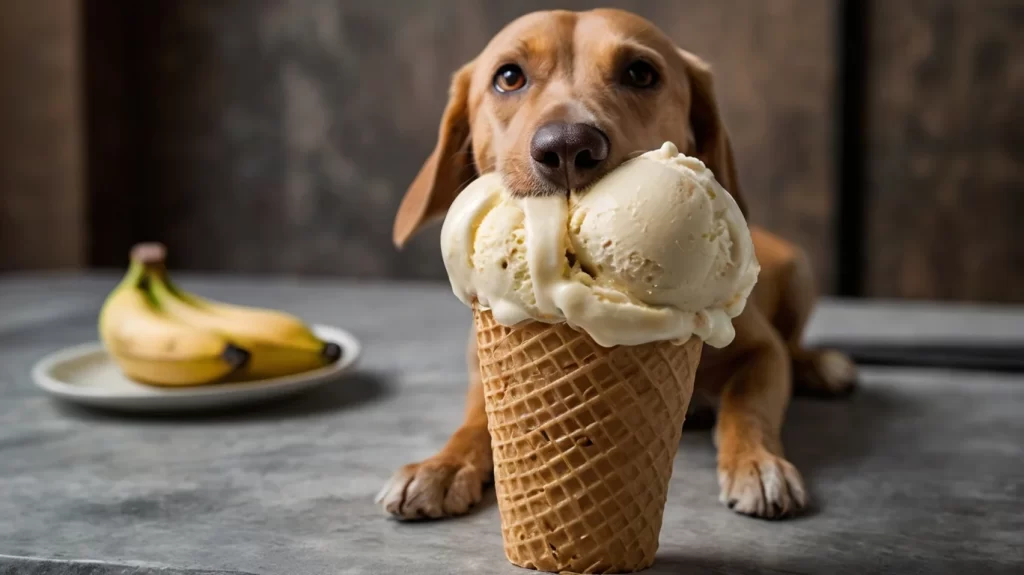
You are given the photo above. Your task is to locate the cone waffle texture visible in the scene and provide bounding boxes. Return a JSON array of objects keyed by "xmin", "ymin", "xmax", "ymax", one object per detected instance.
[{"xmin": 474, "ymin": 305, "xmax": 701, "ymax": 574}]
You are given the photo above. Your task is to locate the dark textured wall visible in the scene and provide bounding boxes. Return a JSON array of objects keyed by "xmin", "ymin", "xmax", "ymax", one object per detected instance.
[
  {"xmin": 864, "ymin": 0, "xmax": 1024, "ymax": 303},
  {"xmin": 88, "ymin": 0, "xmax": 839, "ymax": 291},
  {"xmin": 12, "ymin": 0, "xmax": 1022, "ymax": 302},
  {"xmin": 0, "ymin": 1, "xmax": 85, "ymax": 271}
]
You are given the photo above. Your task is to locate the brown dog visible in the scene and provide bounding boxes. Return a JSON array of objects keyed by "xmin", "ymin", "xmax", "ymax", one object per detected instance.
[{"xmin": 379, "ymin": 8, "xmax": 857, "ymax": 521}]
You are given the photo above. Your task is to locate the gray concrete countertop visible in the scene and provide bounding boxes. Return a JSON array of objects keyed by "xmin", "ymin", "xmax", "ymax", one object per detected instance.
[{"xmin": 2, "ymin": 273, "xmax": 1023, "ymax": 575}]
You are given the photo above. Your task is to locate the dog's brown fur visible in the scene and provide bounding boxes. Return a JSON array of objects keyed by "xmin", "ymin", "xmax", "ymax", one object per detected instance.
[{"xmin": 379, "ymin": 9, "xmax": 857, "ymax": 521}]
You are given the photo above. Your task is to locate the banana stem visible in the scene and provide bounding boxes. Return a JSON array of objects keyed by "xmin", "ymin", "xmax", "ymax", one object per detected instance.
[
  {"xmin": 130, "ymin": 242, "xmax": 168, "ymax": 266},
  {"xmin": 124, "ymin": 242, "xmax": 170, "ymax": 306},
  {"xmin": 116, "ymin": 260, "xmax": 150, "ymax": 293}
]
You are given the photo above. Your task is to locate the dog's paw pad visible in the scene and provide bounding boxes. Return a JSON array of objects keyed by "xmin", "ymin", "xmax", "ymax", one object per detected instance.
[
  {"xmin": 377, "ymin": 457, "xmax": 486, "ymax": 520},
  {"xmin": 719, "ymin": 450, "xmax": 807, "ymax": 520}
]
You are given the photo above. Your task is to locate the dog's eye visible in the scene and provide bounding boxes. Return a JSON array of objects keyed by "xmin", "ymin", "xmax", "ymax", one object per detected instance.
[
  {"xmin": 622, "ymin": 60, "xmax": 659, "ymax": 89},
  {"xmin": 493, "ymin": 64, "xmax": 527, "ymax": 93}
]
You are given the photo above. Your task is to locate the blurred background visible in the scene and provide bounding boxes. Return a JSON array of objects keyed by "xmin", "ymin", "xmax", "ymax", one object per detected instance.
[{"xmin": 1, "ymin": 0, "xmax": 1021, "ymax": 303}]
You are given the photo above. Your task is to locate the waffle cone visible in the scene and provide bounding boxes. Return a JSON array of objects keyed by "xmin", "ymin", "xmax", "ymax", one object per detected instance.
[{"xmin": 474, "ymin": 305, "xmax": 701, "ymax": 574}]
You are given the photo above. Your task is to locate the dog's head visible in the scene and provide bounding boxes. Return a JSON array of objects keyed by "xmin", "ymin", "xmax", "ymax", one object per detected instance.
[{"xmin": 393, "ymin": 8, "xmax": 747, "ymax": 247}]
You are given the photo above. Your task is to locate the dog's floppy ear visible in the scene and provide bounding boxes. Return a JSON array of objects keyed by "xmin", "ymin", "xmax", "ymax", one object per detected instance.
[
  {"xmin": 393, "ymin": 62, "xmax": 477, "ymax": 248},
  {"xmin": 677, "ymin": 49, "xmax": 749, "ymax": 217}
]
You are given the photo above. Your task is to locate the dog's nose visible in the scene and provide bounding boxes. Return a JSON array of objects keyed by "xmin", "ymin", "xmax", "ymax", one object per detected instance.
[{"xmin": 530, "ymin": 122, "xmax": 610, "ymax": 190}]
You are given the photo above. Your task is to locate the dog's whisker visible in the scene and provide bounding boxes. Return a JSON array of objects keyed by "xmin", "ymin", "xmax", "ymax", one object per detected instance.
[{"xmin": 455, "ymin": 174, "xmax": 478, "ymax": 193}]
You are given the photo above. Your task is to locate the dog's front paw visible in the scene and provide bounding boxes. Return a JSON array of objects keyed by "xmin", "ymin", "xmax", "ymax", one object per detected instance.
[
  {"xmin": 375, "ymin": 456, "xmax": 488, "ymax": 520},
  {"xmin": 718, "ymin": 448, "xmax": 808, "ymax": 519}
]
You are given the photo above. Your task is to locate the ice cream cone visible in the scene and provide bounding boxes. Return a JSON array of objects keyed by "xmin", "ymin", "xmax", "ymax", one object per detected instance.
[{"xmin": 474, "ymin": 305, "xmax": 701, "ymax": 574}]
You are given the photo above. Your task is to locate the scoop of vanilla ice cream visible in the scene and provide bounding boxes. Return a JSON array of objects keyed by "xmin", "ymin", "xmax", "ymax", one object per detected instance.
[
  {"xmin": 440, "ymin": 173, "xmax": 564, "ymax": 325},
  {"xmin": 570, "ymin": 141, "xmax": 757, "ymax": 320},
  {"xmin": 440, "ymin": 142, "xmax": 759, "ymax": 348}
]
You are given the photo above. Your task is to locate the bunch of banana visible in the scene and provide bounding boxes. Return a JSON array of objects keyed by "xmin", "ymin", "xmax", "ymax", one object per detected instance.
[{"xmin": 99, "ymin": 243, "xmax": 341, "ymax": 387}]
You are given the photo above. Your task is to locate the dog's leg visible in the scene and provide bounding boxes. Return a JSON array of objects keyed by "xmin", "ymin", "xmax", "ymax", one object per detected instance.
[
  {"xmin": 703, "ymin": 307, "xmax": 808, "ymax": 519},
  {"xmin": 377, "ymin": 327, "xmax": 492, "ymax": 520},
  {"xmin": 772, "ymin": 242, "xmax": 858, "ymax": 397}
]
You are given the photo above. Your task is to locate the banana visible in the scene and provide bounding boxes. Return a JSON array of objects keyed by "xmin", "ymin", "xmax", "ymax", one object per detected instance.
[
  {"xmin": 144, "ymin": 261, "xmax": 341, "ymax": 380},
  {"xmin": 99, "ymin": 245, "xmax": 250, "ymax": 386}
]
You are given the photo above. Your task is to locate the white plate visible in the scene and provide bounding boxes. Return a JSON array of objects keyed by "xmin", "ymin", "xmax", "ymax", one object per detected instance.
[{"xmin": 31, "ymin": 325, "xmax": 361, "ymax": 413}]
